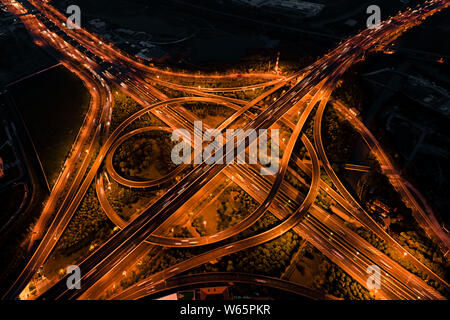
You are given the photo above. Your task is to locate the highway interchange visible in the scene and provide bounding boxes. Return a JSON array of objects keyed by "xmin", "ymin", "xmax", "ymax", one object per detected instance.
[{"xmin": 1, "ymin": 0, "xmax": 449, "ymax": 301}]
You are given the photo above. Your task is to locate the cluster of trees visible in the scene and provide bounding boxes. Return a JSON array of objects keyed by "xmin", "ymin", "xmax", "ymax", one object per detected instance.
[
  {"xmin": 398, "ymin": 231, "xmax": 447, "ymax": 273},
  {"xmin": 383, "ymin": 241, "xmax": 446, "ymax": 295},
  {"xmin": 113, "ymin": 132, "xmax": 176, "ymax": 180},
  {"xmin": 110, "ymin": 95, "xmax": 142, "ymax": 131},
  {"xmin": 110, "ymin": 187, "xmax": 139, "ymax": 212},
  {"xmin": 314, "ymin": 259, "xmax": 375, "ymax": 300},
  {"xmin": 315, "ymin": 190, "xmax": 337, "ymax": 211},
  {"xmin": 172, "ymin": 225, "xmax": 193, "ymax": 238},
  {"xmin": 284, "ymin": 167, "xmax": 336, "ymax": 212},
  {"xmin": 216, "ymin": 187, "xmax": 258, "ymax": 231},
  {"xmin": 55, "ymin": 186, "xmax": 114, "ymax": 256},
  {"xmin": 391, "ymin": 220, "xmax": 449, "ymax": 281},
  {"xmin": 293, "ymin": 105, "xmax": 357, "ymax": 171}
]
